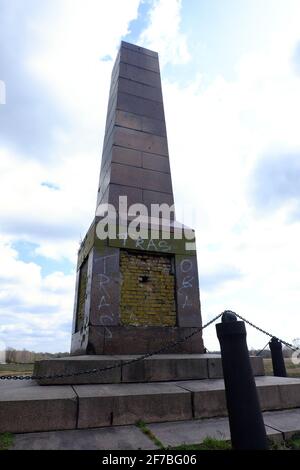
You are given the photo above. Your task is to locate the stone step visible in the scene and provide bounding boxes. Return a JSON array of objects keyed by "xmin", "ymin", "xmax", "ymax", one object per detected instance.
[
  {"xmin": 11, "ymin": 409, "xmax": 300, "ymax": 449},
  {"xmin": 148, "ymin": 408, "xmax": 300, "ymax": 448},
  {"xmin": 34, "ymin": 354, "xmax": 264, "ymax": 385},
  {"xmin": 1, "ymin": 376, "xmax": 300, "ymax": 434}
]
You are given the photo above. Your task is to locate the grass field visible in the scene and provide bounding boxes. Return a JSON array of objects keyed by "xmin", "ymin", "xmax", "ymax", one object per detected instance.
[
  {"xmin": 263, "ymin": 358, "xmax": 300, "ymax": 377},
  {"xmin": 0, "ymin": 363, "xmax": 34, "ymax": 376}
]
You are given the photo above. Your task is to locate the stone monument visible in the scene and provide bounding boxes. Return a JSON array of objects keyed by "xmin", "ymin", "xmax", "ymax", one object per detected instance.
[{"xmin": 70, "ymin": 41, "xmax": 204, "ymax": 355}]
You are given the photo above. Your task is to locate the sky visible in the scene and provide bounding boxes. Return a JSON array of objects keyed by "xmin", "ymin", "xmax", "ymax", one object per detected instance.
[{"xmin": 0, "ymin": 0, "xmax": 300, "ymax": 352}]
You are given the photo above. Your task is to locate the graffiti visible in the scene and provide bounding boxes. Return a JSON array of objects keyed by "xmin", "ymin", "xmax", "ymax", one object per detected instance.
[
  {"xmin": 179, "ymin": 259, "xmax": 194, "ymax": 309},
  {"xmin": 96, "ymin": 253, "xmax": 119, "ymax": 339},
  {"xmin": 119, "ymin": 234, "xmax": 172, "ymax": 252}
]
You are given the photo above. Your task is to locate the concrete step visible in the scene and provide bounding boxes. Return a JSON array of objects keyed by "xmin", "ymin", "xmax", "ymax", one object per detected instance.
[
  {"xmin": 34, "ymin": 354, "xmax": 264, "ymax": 385},
  {"xmin": 11, "ymin": 409, "xmax": 300, "ymax": 449},
  {"xmin": 148, "ymin": 409, "xmax": 300, "ymax": 448},
  {"xmin": 12, "ymin": 424, "xmax": 158, "ymax": 450},
  {"xmin": 1, "ymin": 376, "xmax": 300, "ymax": 434}
]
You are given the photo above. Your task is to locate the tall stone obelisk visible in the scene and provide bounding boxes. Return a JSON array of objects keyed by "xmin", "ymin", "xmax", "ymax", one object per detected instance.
[{"xmin": 71, "ymin": 41, "xmax": 204, "ymax": 355}]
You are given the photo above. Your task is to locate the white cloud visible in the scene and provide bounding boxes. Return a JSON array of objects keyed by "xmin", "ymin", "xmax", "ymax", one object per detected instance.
[
  {"xmin": 0, "ymin": 0, "xmax": 141, "ymax": 351},
  {"xmin": 28, "ymin": 0, "xmax": 140, "ymax": 127},
  {"xmin": 0, "ymin": 237, "xmax": 75, "ymax": 351},
  {"xmin": 139, "ymin": 0, "xmax": 190, "ymax": 66},
  {"xmin": 162, "ymin": 17, "xmax": 300, "ymax": 349}
]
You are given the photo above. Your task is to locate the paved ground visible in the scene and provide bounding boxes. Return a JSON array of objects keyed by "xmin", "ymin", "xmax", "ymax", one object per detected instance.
[{"xmin": 11, "ymin": 409, "xmax": 300, "ymax": 450}]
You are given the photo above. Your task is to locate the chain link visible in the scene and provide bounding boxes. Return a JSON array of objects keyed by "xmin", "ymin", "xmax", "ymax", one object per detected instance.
[
  {"xmin": 0, "ymin": 313, "xmax": 222, "ymax": 381},
  {"xmin": 225, "ymin": 310, "xmax": 300, "ymax": 352},
  {"xmin": 1, "ymin": 310, "xmax": 298, "ymax": 381}
]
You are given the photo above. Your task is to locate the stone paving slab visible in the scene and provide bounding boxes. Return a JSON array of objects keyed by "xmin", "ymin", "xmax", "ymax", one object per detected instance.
[
  {"xmin": 12, "ymin": 425, "xmax": 158, "ymax": 450},
  {"xmin": 175, "ymin": 376, "xmax": 300, "ymax": 418},
  {"xmin": 0, "ymin": 381, "xmax": 77, "ymax": 433},
  {"xmin": 2, "ymin": 376, "xmax": 300, "ymax": 434},
  {"xmin": 148, "ymin": 417, "xmax": 282, "ymax": 448},
  {"xmin": 11, "ymin": 412, "xmax": 291, "ymax": 450},
  {"xmin": 263, "ymin": 409, "xmax": 300, "ymax": 439},
  {"xmin": 74, "ymin": 382, "xmax": 192, "ymax": 428},
  {"xmin": 149, "ymin": 418, "xmax": 231, "ymax": 447}
]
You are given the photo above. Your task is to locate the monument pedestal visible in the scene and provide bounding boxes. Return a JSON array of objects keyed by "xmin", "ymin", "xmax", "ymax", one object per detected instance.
[{"xmin": 33, "ymin": 354, "xmax": 264, "ymax": 385}]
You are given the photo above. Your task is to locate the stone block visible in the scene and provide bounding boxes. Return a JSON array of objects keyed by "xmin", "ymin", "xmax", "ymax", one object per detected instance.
[
  {"xmin": 75, "ymin": 382, "xmax": 192, "ymax": 428},
  {"xmin": 117, "ymin": 92, "xmax": 165, "ymax": 121},
  {"xmin": 122, "ymin": 354, "xmax": 208, "ymax": 382},
  {"xmin": 110, "ymin": 162, "xmax": 173, "ymax": 193},
  {"xmin": 119, "ymin": 62, "xmax": 161, "ymax": 88},
  {"xmin": 89, "ymin": 247, "xmax": 121, "ymax": 326},
  {"xmin": 115, "ymin": 110, "xmax": 167, "ymax": 137},
  {"xmin": 120, "ymin": 47, "xmax": 160, "ymax": 73},
  {"xmin": 0, "ymin": 381, "xmax": 77, "ymax": 433},
  {"xmin": 175, "ymin": 255, "xmax": 202, "ymax": 327},
  {"xmin": 115, "ymin": 110, "xmax": 143, "ymax": 133},
  {"xmin": 207, "ymin": 355, "xmax": 223, "ymax": 379},
  {"xmin": 13, "ymin": 425, "xmax": 158, "ymax": 450},
  {"xmin": 277, "ymin": 378, "xmax": 300, "ymax": 409},
  {"xmin": 121, "ymin": 40, "xmax": 158, "ymax": 58},
  {"xmin": 35, "ymin": 356, "xmax": 122, "ymax": 385},
  {"xmin": 263, "ymin": 409, "xmax": 300, "ymax": 440},
  {"xmin": 207, "ymin": 355, "xmax": 264, "ymax": 379},
  {"xmin": 142, "ymin": 152, "xmax": 170, "ymax": 173},
  {"xmin": 149, "ymin": 417, "xmax": 231, "ymax": 447},
  {"xmin": 101, "ymin": 326, "xmax": 204, "ymax": 355},
  {"xmin": 114, "ymin": 126, "xmax": 168, "ymax": 156},
  {"xmin": 177, "ymin": 379, "xmax": 228, "ymax": 418},
  {"xmin": 112, "ymin": 145, "xmax": 142, "ymax": 167},
  {"xmin": 71, "ymin": 326, "xmax": 107, "ymax": 355},
  {"xmin": 142, "ymin": 189, "xmax": 174, "ymax": 208},
  {"xmin": 107, "ymin": 183, "xmax": 143, "ymax": 208},
  {"xmin": 118, "ymin": 77, "xmax": 163, "ymax": 102},
  {"xmin": 70, "ymin": 329, "xmax": 90, "ymax": 356},
  {"xmin": 250, "ymin": 356, "xmax": 265, "ymax": 376},
  {"xmin": 141, "ymin": 115, "xmax": 167, "ymax": 136}
]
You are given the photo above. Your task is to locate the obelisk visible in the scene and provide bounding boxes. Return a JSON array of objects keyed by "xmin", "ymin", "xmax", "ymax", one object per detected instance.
[{"xmin": 70, "ymin": 41, "xmax": 204, "ymax": 355}]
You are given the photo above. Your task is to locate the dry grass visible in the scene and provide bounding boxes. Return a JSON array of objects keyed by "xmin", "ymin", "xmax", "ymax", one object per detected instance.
[
  {"xmin": 263, "ymin": 358, "xmax": 300, "ymax": 378},
  {"xmin": 0, "ymin": 363, "xmax": 34, "ymax": 376}
]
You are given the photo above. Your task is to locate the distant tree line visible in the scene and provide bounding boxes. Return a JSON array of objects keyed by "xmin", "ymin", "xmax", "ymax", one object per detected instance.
[{"xmin": 5, "ymin": 348, "xmax": 70, "ymax": 364}]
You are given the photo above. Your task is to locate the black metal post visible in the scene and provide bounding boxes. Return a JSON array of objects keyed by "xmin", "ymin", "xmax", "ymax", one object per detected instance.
[
  {"xmin": 216, "ymin": 311, "xmax": 268, "ymax": 450},
  {"xmin": 269, "ymin": 337, "xmax": 287, "ymax": 377}
]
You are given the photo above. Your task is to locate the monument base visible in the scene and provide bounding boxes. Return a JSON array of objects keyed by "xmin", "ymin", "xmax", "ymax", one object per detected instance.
[
  {"xmin": 33, "ymin": 354, "xmax": 265, "ymax": 385},
  {"xmin": 71, "ymin": 326, "xmax": 205, "ymax": 356}
]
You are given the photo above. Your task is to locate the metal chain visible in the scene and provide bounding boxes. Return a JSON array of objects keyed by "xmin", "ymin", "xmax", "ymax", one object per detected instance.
[
  {"xmin": 2, "ymin": 310, "xmax": 298, "ymax": 381},
  {"xmin": 255, "ymin": 340, "xmax": 270, "ymax": 357},
  {"xmin": 228, "ymin": 310, "xmax": 300, "ymax": 352},
  {"xmin": 0, "ymin": 313, "xmax": 222, "ymax": 381}
]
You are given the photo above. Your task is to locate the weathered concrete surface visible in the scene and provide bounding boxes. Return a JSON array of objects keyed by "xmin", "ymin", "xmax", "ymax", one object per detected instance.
[
  {"xmin": 13, "ymin": 425, "xmax": 158, "ymax": 450},
  {"xmin": 176, "ymin": 376, "xmax": 300, "ymax": 419},
  {"xmin": 263, "ymin": 409, "xmax": 300, "ymax": 439},
  {"xmin": 149, "ymin": 417, "xmax": 231, "ymax": 447},
  {"xmin": 2, "ymin": 375, "xmax": 300, "ymax": 434},
  {"xmin": 74, "ymin": 382, "xmax": 192, "ymax": 428},
  {"xmin": 34, "ymin": 354, "xmax": 264, "ymax": 385},
  {"xmin": 0, "ymin": 381, "xmax": 77, "ymax": 433},
  {"xmin": 177, "ymin": 378, "xmax": 227, "ymax": 419},
  {"xmin": 12, "ymin": 411, "xmax": 296, "ymax": 450},
  {"xmin": 148, "ymin": 416, "xmax": 282, "ymax": 448},
  {"xmin": 35, "ymin": 356, "xmax": 121, "ymax": 385},
  {"xmin": 121, "ymin": 354, "xmax": 208, "ymax": 383},
  {"xmin": 208, "ymin": 354, "xmax": 264, "ymax": 379}
]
